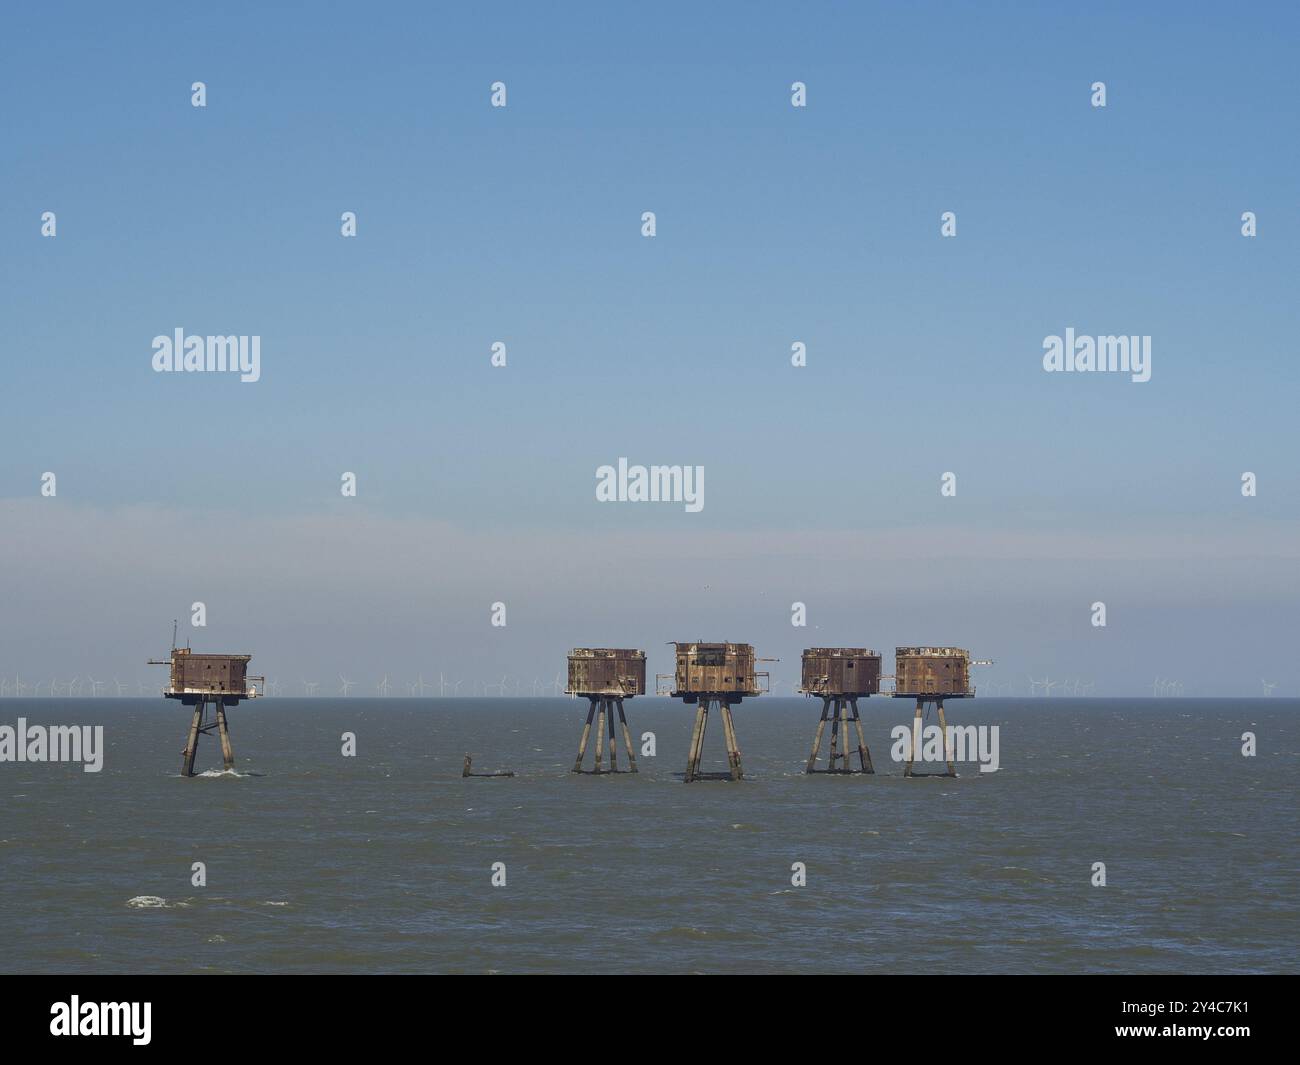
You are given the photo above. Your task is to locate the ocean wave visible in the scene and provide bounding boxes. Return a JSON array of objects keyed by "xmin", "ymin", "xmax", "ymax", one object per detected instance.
[{"xmin": 126, "ymin": 895, "xmax": 192, "ymax": 909}]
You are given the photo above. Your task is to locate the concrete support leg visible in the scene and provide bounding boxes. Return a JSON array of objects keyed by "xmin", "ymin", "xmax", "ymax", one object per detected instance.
[
  {"xmin": 905, "ymin": 699, "xmax": 923, "ymax": 777},
  {"xmin": 806, "ymin": 697, "xmax": 830, "ymax": 773},
  {"xmin": 828, "ymin": 698, "xmax": 843, "ymax": 771},
  {"xmin": 684, "ymin": 703, "xmax": 707, "ymax": 783},
  {"xmin": 937, "ymin": 701, "xmax": 956, "ymax": 777},
  {"xmin": 720, "ymin": 702, "xmax": 743, "ymax": 780},
  {"xmin": 215, "ymin": 700, "xmax": 235, "ymax": 771},
  {"xmin": 838, "ymin": 701, "xmax": 850, "ymax": 773},
  {"xmin": 695, "ymin": 703, "xmax": 711, "ymax": 780},
  {"xmin": 181, "ymin": 703, "xmax": 203, "ymax": 778},
  {"xmin": 606, "ymin": 698, "xmax": 619, "ymax": 771},
  {"xmin": 851, "ymin": 698, "xmax": 874, "ymax": 773},
  {"xmin": 572, "ymin": 699, "xmax": 597, "ymax": 773},
  {"xmin": 720, "ymin": 700, "xmax": 736, "ymax": 778},
  {"xmin": 594, "ymin": 700, "xmax": 607, "ymax": 775},
  {"xmin": 617, "ymin": 699, "xmax": 638, "ymax": 772}
]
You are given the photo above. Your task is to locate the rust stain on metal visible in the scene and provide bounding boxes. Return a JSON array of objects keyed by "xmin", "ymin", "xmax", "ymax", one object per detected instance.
[
  {"xmin": 148, "ymin": 647, "xmax": 262, "ymax": 704},
  {"xmin": 564, "ymin": 648, "xmax": 646, "ymax": 698},
  {"xmin": 656, "ymin": 641, "xmax": 771, "ymax": 702},
  {"xmin": 892, "ymin": 646, "xmax": 973, "ymax": 698},
  {"xmin": 148, "ymin": 641, "xmax": 263, "ymax": 777},
  {"xmin": 799, "ymin": 647, "xmax": 882, "ymax": 697}
]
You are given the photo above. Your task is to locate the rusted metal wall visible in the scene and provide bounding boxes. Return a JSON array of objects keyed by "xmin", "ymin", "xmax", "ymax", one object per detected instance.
[
  {"xmin": 169, "ymin": 649, "xmax": 251, "ymax": 696},
  {"xmin": 800, "ymin": 648, "xmax": 881, "ymax": 696},
  {"xmin": 566, "ymin": 648, "xmax": 646, "ymax": 696},
  {"xmin": 894, "ymin": 647, "xmax": 971, "ymax": 696},
  {"xmin": 668, "ymin": 642, "xmax": 763, "ymax": 697}
]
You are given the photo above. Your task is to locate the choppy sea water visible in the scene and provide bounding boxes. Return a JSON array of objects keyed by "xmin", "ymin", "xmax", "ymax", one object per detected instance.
[{"xmin": 0, "ymin": 697, "xmax": 1295, "ymax": 974}]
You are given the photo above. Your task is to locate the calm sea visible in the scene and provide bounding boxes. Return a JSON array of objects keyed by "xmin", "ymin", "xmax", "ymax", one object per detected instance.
[{"xmin": 1, "ymin": 697, "xmax": 1295, "ymax": 974}]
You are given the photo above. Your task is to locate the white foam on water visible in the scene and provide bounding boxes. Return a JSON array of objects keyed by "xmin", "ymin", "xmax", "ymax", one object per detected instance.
[{"xmin": 126, "ymin": 895, "xmax": 192, "ymax": 909}]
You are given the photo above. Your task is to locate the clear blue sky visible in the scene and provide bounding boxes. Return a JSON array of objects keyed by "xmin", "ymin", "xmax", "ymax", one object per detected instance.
[{"xmin": 1, "ymin": 1, "xmax": 1297, "ymax": 695}]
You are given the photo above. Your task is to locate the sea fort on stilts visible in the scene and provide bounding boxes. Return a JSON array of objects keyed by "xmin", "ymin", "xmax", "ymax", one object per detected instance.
[
  {"xmin": 658, "ymin": 641, "xmax": 772, "ymax": 782},
  {"xmin": 566, "ymin": 648, "xmax": 646, "ymax": 774},
  {"xmin": 892, "ymin": 646, "xmax": 985, "ymax": 778},
  {"xmin": 799, "ymin": 647, "xmax": 880, "ymax": 774},
  {"xmin": 149, "ymin": 624, "xmax": 263, "ymax": 777}
]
